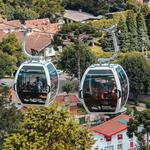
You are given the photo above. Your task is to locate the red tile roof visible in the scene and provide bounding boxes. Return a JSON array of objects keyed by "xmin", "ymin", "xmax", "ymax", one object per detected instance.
[
  {"xmin": 54, "ymin": 95, "xmax": 64, "ymax": 103},
  {"xmin": 6, "ymin": 20, "xmax": 22, "ymax": 28},
  {"xmin": 0, "ymin": 20, "xmax": 21, "ymax": 30},
  {"xmin": 25, "ymin": 18, "xmax": 59, "ymax": 34},
  {"xmin": 24, "ymin": 32, "xmax": 52, "ymax": 53},
  {"xmin": 68, "ymin": 95, "xmax": 79, "ymax": 103},
  {"xmin": 25, "ymin": 18, "xmax": 50, "ymax": 29},
  {"xmin": 54, "ymin": 95, "xmax": 79, "ymax": 104},
  {"xmin": 0, "ymin": 31, "xmax": 50, "ymax": 54},
  {"xmin": 0, "ymin": 19, "xmax": 60, "ymax": 53},
  {"xmin": 70, "ymin": 106, "xmax": 78, "ymax": 114},
  {"xmin": 90, "ymin": 114, "xmax": 131, "ymax": 137},
  {"xmin": 19, "ymin": 106, "xmax": 28, "ymax": 113}
]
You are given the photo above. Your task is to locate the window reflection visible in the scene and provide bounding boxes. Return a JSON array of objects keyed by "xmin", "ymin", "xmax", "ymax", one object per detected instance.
[
  {"xmin": 116, "ymin": 67, "xmax": 128, "ymax": 106},
  {"xmin": 83, "ymin": 70, "xmax": 117, "ymax": 112},
  {"xmin": 17, "ymin": 66, "xmax": 48, "ymax": 104},
  {"xmin": 47, "ymin": 64, "xmax": 58, "ymax": 100}
]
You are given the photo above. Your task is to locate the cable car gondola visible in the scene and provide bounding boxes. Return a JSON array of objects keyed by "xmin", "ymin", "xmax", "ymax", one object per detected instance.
[
  {"xmin": 14, "ymin": 61, "xmax": 58, "ymax": 105},
  {"xmin": 79, "ymin": 26, "xmax": 129, "ymax": 114},
  {"xmin": 80, "ymin": 64, "xmax": 129, "ymax": 114},
  {"xmin": 13, "ymin": 29, "xmax": 59, "ymax": 106}
]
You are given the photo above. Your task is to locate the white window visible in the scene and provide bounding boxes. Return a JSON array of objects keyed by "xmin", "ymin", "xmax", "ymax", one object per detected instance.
[
  {"xmin": 118, "ymin": 144, "xmax": 123, "ymax": 150},
  {"xmin": 117, "ymin": 134, "xmax": 123, "ymax": 140},
  {"xmin": 104, "ymin": 145, "xmax": 114, "ymax": 150}
]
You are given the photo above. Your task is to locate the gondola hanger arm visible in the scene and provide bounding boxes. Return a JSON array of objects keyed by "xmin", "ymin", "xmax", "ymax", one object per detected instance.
[{"xmin": 98, "ymin": 25, "xmax": 120, "ymax": 65}]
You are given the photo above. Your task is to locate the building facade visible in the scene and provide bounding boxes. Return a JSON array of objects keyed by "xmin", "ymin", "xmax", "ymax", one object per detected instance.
[{"xmin": 90, "ymin": 114, "xmax": 138, "ymax": 150}]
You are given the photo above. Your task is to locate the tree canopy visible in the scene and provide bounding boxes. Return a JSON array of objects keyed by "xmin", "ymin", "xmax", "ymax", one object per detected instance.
[
  {"xmin": 0, "ymin": 33, "xmax": 24, "ymax": 77},
  {"xmin": 57, "ymin": 43, "xmax": 96, "ymax": 78},
  {"xmin": 62, "ymin": 0, "xmax": 110, "ymax": 16},
  {"xmin": 136, "ymin": 13, "xmax": 149, "ymax": 51},
  {"xmin": 0, "ymin": 33, "xmax": 24, "ymax": 64},
  {"xmin": 118, "ymin": 52, "xmax": 150, "ymax": 99},
  {"xmin": 0, "ymin": 51, "xmax": 16, "ymax": 78},
  {"xmin": 3, "ymin": 105, "xmax": 94, "ymax": 150},
  {"xmin": 116, "ymin": 17, "xmax": 129, "ymax": 52},
  {"xmin": 62, "ymin": 83, "xmax": 74, "ymax": 95},
  {"xmin": 1, "ymin": 0, "xmax": 64, "ymax": 21},
  {"xmin": 0, "ymin": 86, "xmax": 23, "ymax": 148},
  {"xmin": 127, "ymin": 109, "xmax": 150, "ymax": 149},
  {"xmin": 126, "ymin": 11, "xmax": 138, "ymax": 51}
]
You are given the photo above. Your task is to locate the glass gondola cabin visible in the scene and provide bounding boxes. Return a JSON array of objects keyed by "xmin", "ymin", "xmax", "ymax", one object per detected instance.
[
  {"xmin": 14, "ymin": 61, "xmax": 58, "ymax": 106},
  {"xmin": 80, "ymin": 64, "xmax": 129, "ymax": 114}
]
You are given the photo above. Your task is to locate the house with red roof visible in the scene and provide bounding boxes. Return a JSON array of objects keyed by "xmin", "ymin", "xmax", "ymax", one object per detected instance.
[
  {"xmin": 90, "ymin": 114, "xmax": 138, "ymax": 150},
  {"xmin": 0, "ymin": 18, "xmax": 60, "ymax": 59}
]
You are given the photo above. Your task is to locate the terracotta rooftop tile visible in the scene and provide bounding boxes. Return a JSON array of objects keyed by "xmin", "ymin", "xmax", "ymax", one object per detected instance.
[
  {"xmin": 25, "ymin": 18, "xmax": 50, "ymax": 28},
  {"xmin": 54, "ymin": 96, "xmax": 64, "ymax": 103},
  {"xmin": 90, "ymin": 114, "xmax": 131, "ymax": 137},
  {"xmin": 0, "ymin": 19, "xmax": 59, "ymax": 53},
  {"xmin": 54, "ymin": 95, "xmax": 79, "ymax": 104}
]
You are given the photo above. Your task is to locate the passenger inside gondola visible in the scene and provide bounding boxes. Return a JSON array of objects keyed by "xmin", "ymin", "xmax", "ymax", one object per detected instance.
[
  {"xmin": 35, "ymin": 77, "xmax": 43, "ymax": 93},
  {"xmin": 17, "ymin": 67, "xmax": 48, "ymax": 104},
  {"xmin": 83, "ymin": 72, "xmax": 117, "ymax": 112}
]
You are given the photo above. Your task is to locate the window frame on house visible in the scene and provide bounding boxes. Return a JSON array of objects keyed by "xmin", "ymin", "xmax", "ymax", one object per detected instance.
[
  {"xmin": 104, "ymin": 145, "xmax": 114, "ymax": 150},
  {"xmin": 117, "ymin": 134, "xmax": 123, "ymax": 140},
  {"xmin": 105, "ymin": 136, "xmax": 112, "ymax": 142},
  {"xmin": 130, "ymin": 141, "xmax": 134, "ymax": 148}
]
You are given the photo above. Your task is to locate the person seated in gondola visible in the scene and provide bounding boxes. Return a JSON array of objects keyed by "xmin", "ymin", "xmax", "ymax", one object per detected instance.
[
  {"xmin": 34, "ymin": 77, "xmax": 43, "ymax": 93},
  {"xmin": 97, "ymin": 83, "xmax": 106, "ymax": 109},
  {"xmin": 110, "ymin": 82, "xmax": 117, "ymax": 107},
  {"xmin": 26, "ymin": 81, "xmax": 32, "ymax": 91},
  {"xmin": 20, "ymin": 83, "xmax": 27, "ymax": 92},
  {"xmin": 41, "ymin": 78, "xmax": 47, "ymax": 91}
]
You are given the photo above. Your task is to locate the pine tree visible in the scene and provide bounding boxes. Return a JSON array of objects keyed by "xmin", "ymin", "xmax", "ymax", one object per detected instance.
[
  {"xmin": 136, "ymin": 13, "xmax": 149, "ymax": 52},
  {"xmin": 100, "ymin": 32, "xmax": 114, "ymax": 52},
  {"xmin": 126, "ymin": 11, "xmax": 138, "ymax": 51},
  {"xmin": 117, "ymin": 17, "xmax": 129, "ymax": 52},
  {"xmin": 145, "ymin": 13, "xmax": 150, "ymax": 37}
]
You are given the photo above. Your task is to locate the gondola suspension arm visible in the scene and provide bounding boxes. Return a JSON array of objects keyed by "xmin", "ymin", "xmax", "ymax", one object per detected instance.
[{"xmin": 98, "ymin": 25, "xmax": 119, "ymax": 65}]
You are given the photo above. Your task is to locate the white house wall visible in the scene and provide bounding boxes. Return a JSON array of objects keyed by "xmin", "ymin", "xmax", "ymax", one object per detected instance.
[{"xmin": 92, "ymin": 130, "xmax": 138, "ymax": 150}]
